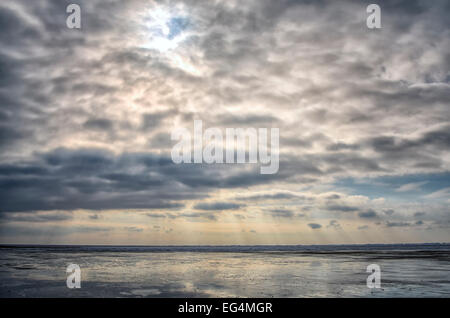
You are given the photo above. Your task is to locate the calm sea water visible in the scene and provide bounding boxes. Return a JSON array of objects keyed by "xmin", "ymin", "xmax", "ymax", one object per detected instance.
[{"xmin": 0, "ymin": 244, "xmax": 449, "ymax": 297}]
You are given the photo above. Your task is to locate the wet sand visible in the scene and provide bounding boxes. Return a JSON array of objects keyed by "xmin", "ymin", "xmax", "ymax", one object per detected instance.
[{"xmin": 0, "ymin": 244, "xmax": 449, "ymax": 297}]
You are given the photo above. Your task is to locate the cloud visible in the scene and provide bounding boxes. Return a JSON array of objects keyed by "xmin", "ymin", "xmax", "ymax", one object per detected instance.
[
  {"xmin": 0, "ymin": 224, "xmax": 112, "ymax": 237},
  {"xmin": 308, "ymin": 223, "xmax": 322, "ymax": 229},
  {"xmin": 124, "ymin": 226, "xmax": 143, "ymax": 232},
  {"xmin": 385, "ymin": 221, "xmax": 412, "ymax": 228},
  {"xmin": 0, "ymin": 148, "xmax": 287, "ymax": 213},
  {"xmin": 179, "ymin": 212, "xmax": 218, "ymax": 221},
  {"xmin": 146, "ymin": 213, "xmax": 167, "ymax": 218},
  {"xmin": 193, "ymin": 202, "xmax": 242, "ymax": 211},
  {"xmin": 265, "ymin": 208, "xmax": 295, "ymax": 218},
  {"xmin": 235, "ymin": 192, "xmax": 307, "ymax": 201},
  {"xmin": 327, "ymin": 220, "xmax": 341, "ymax": 229},
  {"xmin": 424, "ymin": 187, "xmax": 450, "ymax": 199},
  {"xmin": 83, "ymin": 118, "xmax": 114, "ymax": 131},
  {"xmin": 0, "ymin": 0, "xmax": 449, "ymax": 243},
  {"xmin": 395, "ymin": 181, "xmax": 428, "ymax": 192},
  {"xmin": 326, "ymin": 205, "xmax": 360, "ymax": 213},
  {"xmin": 0, "ymin": 211, "xmax": 73, "ymax": 223},
  {"xmin": 358, "ymin": 209, "xmax": 378, "ymax": 219}
]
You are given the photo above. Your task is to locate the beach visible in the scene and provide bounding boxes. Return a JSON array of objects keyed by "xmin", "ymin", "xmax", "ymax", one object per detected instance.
[{"xmin": 0, "ymin": 244, "xmax": 449, "ymax": 298}]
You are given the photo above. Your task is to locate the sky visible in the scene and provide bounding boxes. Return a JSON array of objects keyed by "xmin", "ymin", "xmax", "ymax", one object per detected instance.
[{"xmin": 0, "ymin": 0, "xmax": 449, "ymax": 245}]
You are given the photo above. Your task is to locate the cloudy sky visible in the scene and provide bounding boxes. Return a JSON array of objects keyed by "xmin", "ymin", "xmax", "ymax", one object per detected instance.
[{"xmin": 0, "ymin": 0, "xmax": 449, "ymax": 245}]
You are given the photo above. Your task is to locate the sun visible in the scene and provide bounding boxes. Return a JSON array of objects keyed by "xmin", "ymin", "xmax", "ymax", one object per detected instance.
[{"xmin": 142, "ymin": 6, "xmax": 189, "ymax": 52}]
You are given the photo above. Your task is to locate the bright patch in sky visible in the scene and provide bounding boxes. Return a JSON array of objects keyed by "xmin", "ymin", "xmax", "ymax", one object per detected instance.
[
  {"xmin": 143, "ymin": 7, "xmax": 189, "ymax": 52},
  {"xmin": 334, "ymin": 173, "xmax": 450, "ymax": 202}
]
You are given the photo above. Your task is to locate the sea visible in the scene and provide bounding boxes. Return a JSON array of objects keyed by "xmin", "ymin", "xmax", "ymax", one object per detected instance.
[{"xmin": 0, "ymin": 243, "xmax": 449, "ymax": 297}]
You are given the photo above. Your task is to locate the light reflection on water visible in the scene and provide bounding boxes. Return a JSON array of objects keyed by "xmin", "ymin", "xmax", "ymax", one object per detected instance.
[{"xmin": 0, "ymin": 249, "xmax": 449, "ymax": 297}]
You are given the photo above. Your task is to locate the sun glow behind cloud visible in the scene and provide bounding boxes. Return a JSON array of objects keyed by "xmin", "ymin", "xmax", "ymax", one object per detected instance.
[
  {"xmin": 136, "ymin": 4, "xmax": 204, "ymax": 76},
  {"xmin": 141, "ymin": 5, "xmax": 189, "ymax": 52}
]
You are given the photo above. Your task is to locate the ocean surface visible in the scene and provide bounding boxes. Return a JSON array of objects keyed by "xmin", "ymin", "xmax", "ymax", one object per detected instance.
[{"xmin": 0, "ymin": 244, "xmax": 449, "ymax": 297}]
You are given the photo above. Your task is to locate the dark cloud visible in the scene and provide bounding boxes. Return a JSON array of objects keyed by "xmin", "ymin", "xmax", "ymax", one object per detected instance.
[
  {"xmin": 83, "ymin": 118, "xmax": 114, "ymax": 131},
  {"xmin": 0, "ymin": 148, "xmax": 292, "ymax": 213},
  {"xmin": 266, "ymin": 209, "xmax": 295, "ymax": 218},
  {"xmin": 0, "ymin": 212, "xmax": 73, "ymax": 223},
  {"xmin": 141, "ymin": 111, "xmax": 175, "ymax": 131},
  {"xmin": 0, "ymin": 224, "xmax": 112, "ymax": 237},
  {"xmin": 358, "ymin": 209, "xmax": 378, "ymax": 218},
  {"xmin": 385, "ymin": 221, "xmax": 412, "ymax": 227},
  {"xmin": 308, "ymin": 223, "xmax": 322, "ymax": 229},
  {"xmin": 193, "ymin": 202, "xmax": 242, "ymax": 211},
  {"xmin": 146, "ymin": 213, "xmax": 167, "ymax": 218},
  {"xmin": 327, "ymin": 205, "xmax": 360, "ymax": 213},
  {"xmin": 235, "ymin": 192, "xmax": 308, "ymax": 201},
  {"xmin": 214, "ymin": 113, "xmax": 280, "ymax": 127},
  {"xmin": 179, "ymin": 212, "xmax": 218, "ymax": 221},
  {"xmin": 368, "ymin": 126, "xmax": 450, "ymax": 156}
]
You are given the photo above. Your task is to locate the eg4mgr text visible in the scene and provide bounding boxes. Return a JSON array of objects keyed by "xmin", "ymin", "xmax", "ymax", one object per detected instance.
[{"xmin": 178, "ymin": 302, "xmax": 273, "ymax": 315}]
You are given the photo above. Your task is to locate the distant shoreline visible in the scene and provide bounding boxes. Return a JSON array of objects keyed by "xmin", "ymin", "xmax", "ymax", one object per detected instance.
[{"xmin": 1, "ymin": 243, "xmax": 449, "ymax": 253}]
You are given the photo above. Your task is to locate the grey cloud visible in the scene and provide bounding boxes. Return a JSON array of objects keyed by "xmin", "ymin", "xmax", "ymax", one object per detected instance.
[
  {"xmin": 327, "ymin": 220, "xmax": 341, "ymax": 229},
  {"xmin": 235, "ymin": 192, "xmax": 308, "ymax": 201},
  {"xmin": 369, "ymin": 126, "xmax": 450, "ymax": 155},
  {"xmin": 146, "ymin": 213, "xmax": 167, "ymax": 218},
  {"xmin": 148, "ymin": 132, "xmax": 172, "ymax": 149},
  {"xmin": 0, "ymin": 224, "xmax": 112, "ymax": 237},
  {"xmin": 308, "ymin": 223, "xmax": 322, "ymax": 229},
  {"xmin": 358, "ymin": 209, "xmax": 378, "ymax": 219},
  {"xmin": 326, "ymin": 143, "xmax": 360, "ymax": 151},
  {"xmin": 179, "ymin": 212, "xmax": 218, "ymax": 221},
  {"xmin": 327, "ymin": 205, "xmax": 360, "ymax": 213},
  {"xmin": 214, "ymin": 113, "xmax": 280, "ymax": 127},
  {"xmin": 83, "ymin": 118, "xmax": 114, "ymax": 131},
  {"xmin": 0, "ymin": 148, "xmax": 291, "ymax": 213},
  {"xmin": 141, "ymin": 111, "xmax": 176, "ymax": 131},
  {"xmin": 385, "ymin": 221, "xmax": 412, "ymax": 227},
  {"xmin": 266, "ymin": 209, "xmax": 295, "ymax": 218},
  {"xmin": 124, "ymin": 226, "xmax": 143, "ymax": 232},
  {"xmin": 194, "ymin": 202, "xmax": 242, "ymax": 211},
  {"xmin": 0, "ymin": 212, "xmax": 73, "ymax": 223},
  {"xmin": 0, "ymin": 0, "xmax": 449, "ymax": 237}
]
